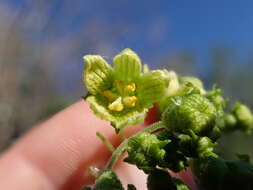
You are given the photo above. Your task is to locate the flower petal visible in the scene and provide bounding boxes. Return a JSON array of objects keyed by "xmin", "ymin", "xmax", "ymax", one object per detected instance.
[
  {"xmin": 137, "ymin": 70, "xmax": 168, "ymax": 108},
  {"xmin": 111, "ymin": 109, "xmax": 146, "ymax": 132},
  {"xmin": 165, "ymin": 71, "xmax": 180, "ymax": 96},
  {"xmin": 113, "ymin": 48, "xmax": 142, "ymax": 82},
  {"xmin": 86, "ymin": 96, "xmax": 114, "ymax": 121},
  {"xmin": 86, "ymin": 96, "xmax": 147, "ymax": 132},
  {"xmin": 83, "ymin": 55, "xmax": 113, "ymax": 95}
]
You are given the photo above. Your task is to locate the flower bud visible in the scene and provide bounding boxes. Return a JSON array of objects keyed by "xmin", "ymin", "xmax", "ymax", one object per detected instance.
[
  {"xmin": 162, "ymin": 94, "xmax": 217, "ymax": 135},
  {"xmin": 233, "ymin": 102, "xmax": 253, "ymax": 134}
]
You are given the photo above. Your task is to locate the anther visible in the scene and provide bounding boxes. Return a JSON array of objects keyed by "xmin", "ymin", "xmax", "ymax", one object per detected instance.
[
  {"xmin": 123, "ymin": 96, "xmax": 137, "ymax": 107},
  {"xmin": 125, "ymin": 83, "xmax": 136, "ymax": 93},
  {"xmin": 108, "ymin": 97, "xmax": 124, "ymax": 111}
]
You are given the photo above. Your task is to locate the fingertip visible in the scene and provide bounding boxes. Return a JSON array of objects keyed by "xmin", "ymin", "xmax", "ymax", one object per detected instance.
[{"xmin": 0, "ymin": 100, "xmax": 146, "ymax": 190}]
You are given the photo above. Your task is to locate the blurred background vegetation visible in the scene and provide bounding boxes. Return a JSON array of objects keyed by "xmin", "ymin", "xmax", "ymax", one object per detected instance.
[{"xmin": 0, "ymin": 0, "xmax": 252, "ymax": 159}]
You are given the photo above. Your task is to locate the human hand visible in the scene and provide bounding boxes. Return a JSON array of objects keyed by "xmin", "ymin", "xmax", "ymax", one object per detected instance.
[{"xmin": 0, "ymin": 101, "xmax": 196, "ymax": 190}]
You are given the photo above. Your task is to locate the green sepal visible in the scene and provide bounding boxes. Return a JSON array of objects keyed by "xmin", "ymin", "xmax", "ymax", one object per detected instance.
[
  {"xmin": 137, "ymin": 70, "xmax": 168, "ymax": 108},
  {"xmin": 83, "ymin": 55, "xmax": 113, "ymax": 95},
  {"xmin": 125, "ymin": 132, "xmax": 170, "ymax": 173},
  {"xmin": 86, "ymin": 96, "xmax": 146, "ymax": 132},
  {"xmin": 113, "ymin": 48, "xmax": 142, "ymax": 82}
]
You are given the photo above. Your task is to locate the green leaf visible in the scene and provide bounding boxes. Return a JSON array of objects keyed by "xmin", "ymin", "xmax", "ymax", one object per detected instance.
[
  {"xmin": 83, "ymin": 171, "xmax": 138, "ymax": 190},
  {"xmin": 86, "ymin": 96, "xmax": 147, "ymax": 131},
  {"xmin": 237, "ymin": 154, "xmax": 251, "ymax": 163},
  {"xmin": 147, "ymin": 169, "xmax": 191, "ymax": 190},
  {"xmin": 193, "ymin": 157, "xmax": 253, "ymax": 190},
  {"xmin": 137, "ymin": 70, "xmax": 168, "ymax": 108},
  {"xmin": 83, "ymin": 55, "xmax": 113, "ymax": 95},
  {"xmin": 113, "ymin": 48, "xmax": 142, "ymax": 82},
  {"xmin": 147, "ymin": 169, "xmax": 176, "ymax": 190},
  {"xmin": 93, "ymin": 170, "xmax": 124, "ymax": 190}
]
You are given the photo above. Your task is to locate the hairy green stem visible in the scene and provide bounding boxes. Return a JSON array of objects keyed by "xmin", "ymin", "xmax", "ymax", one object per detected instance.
[
  {"xmin": 106, "ymin": 121, "xmax": 165, "ymax": 170},
  {"xmin": 96, "ymin": 131, "xmax": 115, "ymax": 152}
]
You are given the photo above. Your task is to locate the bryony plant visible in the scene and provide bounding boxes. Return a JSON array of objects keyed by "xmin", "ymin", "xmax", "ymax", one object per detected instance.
[
  {"xmin": 82, "ymin": 49, "xmax": 253, "ymax": 190},
  {"xmin": 83, "ymin": 48, "xmax": 169, "ymax": 132}
]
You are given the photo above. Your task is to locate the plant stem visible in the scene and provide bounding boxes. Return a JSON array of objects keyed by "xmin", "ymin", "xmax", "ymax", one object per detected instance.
[
  {"xmin": 96, "ymin": 131, "xmax": 115, "ymax": 152},
  {"xmin": 106, "ymin": 121, "xmax": 165, "ymax": 170}
]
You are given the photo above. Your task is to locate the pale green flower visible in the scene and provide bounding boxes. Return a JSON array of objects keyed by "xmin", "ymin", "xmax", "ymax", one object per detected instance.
[{"xmin": 83, "ymin": 48, "xmax": 168, "ymax": 132}]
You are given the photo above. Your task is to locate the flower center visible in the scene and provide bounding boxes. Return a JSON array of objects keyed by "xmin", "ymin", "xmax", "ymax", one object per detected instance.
[{"xmin": 103, "ymin": 80, "xmax": 138, "ymax": 112}]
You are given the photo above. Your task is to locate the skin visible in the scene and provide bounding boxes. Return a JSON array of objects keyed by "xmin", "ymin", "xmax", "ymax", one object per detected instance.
[{"xmin": 0, "ymin": 100, "xmax": 197, "ymax": 190}]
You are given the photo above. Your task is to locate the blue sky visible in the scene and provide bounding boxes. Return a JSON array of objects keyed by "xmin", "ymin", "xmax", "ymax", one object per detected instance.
[
  {"xmin": 8, "ymin": 0, "xmax": 253, "ymax": 63},
  {"xmin": 5, "ymin": 0, "xmax": 253, "ymax": 94}
]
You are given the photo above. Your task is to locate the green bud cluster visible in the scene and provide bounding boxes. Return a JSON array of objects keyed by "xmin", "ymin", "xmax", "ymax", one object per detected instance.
[
  {"xmin": 83, "ymin": 170, "xmax": 137, "ymax": 190},
  {"xmin": 125, "ymin": 132, "xmax": 170, "ymax": 173},
  {"xmin": 162, "ymin": 93, "xmax": 217, "ymax": 136},
  {"xmin": 232, "ymin": 102, "xmax": 253, "ymax": 134}
]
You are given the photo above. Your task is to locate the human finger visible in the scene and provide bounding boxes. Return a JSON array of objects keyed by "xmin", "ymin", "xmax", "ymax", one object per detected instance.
[{"xmin": 0, "ymin": 100, "xmax": 145, "ymax": 190}]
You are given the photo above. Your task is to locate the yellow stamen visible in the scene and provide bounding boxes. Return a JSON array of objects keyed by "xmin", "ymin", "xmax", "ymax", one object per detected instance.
[
  {"xmin": 125, "ymin": 83, "xmax": 136, "ymax": 93},
  {"xmin": 102, "ymin": 90, "xmax": 117, "ymax": 101},
  {"xmin": 108, "ymin": 97, "xmax": 124, "ymax": 112},
  {"xmin": 123, "ymin": 96, "xmax": 137, "ymax": 107}
]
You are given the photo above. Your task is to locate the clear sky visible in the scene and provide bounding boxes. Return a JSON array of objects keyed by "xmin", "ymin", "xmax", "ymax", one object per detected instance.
[
  {"xmin": 4, "ymin": 0, "xmax": 253, "ymax": 92},
  {"xmin": 7, "ymin": 0, "xmax": 253, "ymax": 55},
  {"xmin": 7, "ymin": 0, "xmax": 253, "ymax": 61}
]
